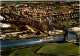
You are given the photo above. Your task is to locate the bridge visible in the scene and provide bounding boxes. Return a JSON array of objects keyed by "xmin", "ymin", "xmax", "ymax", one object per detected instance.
[
  {"xmin": 1, "ymin": 10, "xmax": 79, "ymax": 42},
  {"xmin": 48, "ymin": 21, "xmax": 80, "ymax": 42}
]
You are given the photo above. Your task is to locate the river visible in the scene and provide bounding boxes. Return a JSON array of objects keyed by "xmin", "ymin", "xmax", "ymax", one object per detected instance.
[{"xmin": 1, "ymin": 32, "xmax": 79, "ymax": 50}]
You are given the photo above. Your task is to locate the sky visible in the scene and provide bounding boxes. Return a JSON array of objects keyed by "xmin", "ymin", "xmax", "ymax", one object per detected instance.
[{"xmin": 0, "ymin": 0, "xmax": 79, "ymax": 1}]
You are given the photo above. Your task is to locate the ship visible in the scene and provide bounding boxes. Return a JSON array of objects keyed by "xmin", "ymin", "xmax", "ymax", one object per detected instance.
[{"xmin": 40, "ymin": 36, "xmax": 58, "ymax": 42}]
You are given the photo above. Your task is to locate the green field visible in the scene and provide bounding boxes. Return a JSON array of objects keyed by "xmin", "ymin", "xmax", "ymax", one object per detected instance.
[
  {"xmin": 51, "ymin": 8, "xmax": 73, "ymax": 13},
  {"xmin": 59, "ymin": 18, "xmax": 79, "ymax": 23},
  {"xmin": 40, "ymin": 8, "xmax": 73, "ymax": 13},
  {"xmin": 37, "ymin": 43, "xmax": 79, "ymax": 56},
  {"xmin": 1, "ymin": 44, "xmax": 43, "ymax": 56},
  {"xmin": 9, "ymin": 44, "xmax": 43, "ymax": 56},
  {"xmin": 1, "ymin": 43, "xmax": 79, "ymax": 56},
  {"xmin": 54, "ymin": 18, "xmax": 79, "ymax": 26}
]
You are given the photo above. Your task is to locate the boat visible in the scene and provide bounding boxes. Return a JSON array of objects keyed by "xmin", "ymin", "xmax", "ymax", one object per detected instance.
[{"xmin": 40, "ymin": 36, "xmax": 58, "ymax": 42}]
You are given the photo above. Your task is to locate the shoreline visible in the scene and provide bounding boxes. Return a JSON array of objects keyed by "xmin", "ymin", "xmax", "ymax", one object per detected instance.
[
  {"xmin": 0, "ymin": 44, "xmax": 43, "ymax": 51},
  {"xmin": 0, "ymin": 32, "xmax": 64, "ymax": 40}
]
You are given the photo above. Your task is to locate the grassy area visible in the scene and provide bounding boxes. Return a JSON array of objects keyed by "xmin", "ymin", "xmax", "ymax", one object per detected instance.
[
  {"xmin": 51, "ymin": 8, "xmax": 73, "ymax": 13},
  {"xmin": 37, "ymin": 43, "xmax": 79, "ymax": 56},
  {"xmin": 9, "ymin": 44, "xmax": 43, "ymax": 56},
  {"xmin": 60, "ymin": 18, "xmax": 79, "ymax": 23},
  {"xmin": 1, "ymin": 43, "xmax": 79, "ymax": 56},
  {"xmin": 40, "ymin": 9, "xmax": 48, "ymax": 11},
  {"xmin": 9, "ymin": 24, "xmax": 20, "ymax": 30},
  {"xmin": 1, "ymin": 44, "xmax": 43, "ymax": 56},
  {"xmin": 40, "ymin": 7, "xmax": 73, "ymax": 13},
  {"xmin": 55, "ymin": 18, "xmax": 79, "ymax": 26}
]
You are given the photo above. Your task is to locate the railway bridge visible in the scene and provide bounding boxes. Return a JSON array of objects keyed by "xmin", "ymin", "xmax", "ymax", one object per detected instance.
[{"xmin": 1, "ymin": 12, "xmax": 80, "ymax": 42}]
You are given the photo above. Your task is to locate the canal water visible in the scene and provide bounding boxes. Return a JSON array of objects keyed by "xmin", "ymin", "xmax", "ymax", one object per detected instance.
[{"xmin": 1, "ymin": 32, "xmax": 79, "ymax": 50}]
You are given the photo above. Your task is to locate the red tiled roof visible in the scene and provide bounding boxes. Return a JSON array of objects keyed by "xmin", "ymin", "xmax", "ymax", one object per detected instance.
[
  {"xmin": 28, "ymin": 13, "xmax": 31, "ymax": 14},
  {"xmin": 33, "ymin": 13, "xmax": 37, "ymax": 15},
  {"xmin": 47, "ymin": 12, "xmax": 53, "ymax": 14},
  {"xmin": 40, "ymin": 11, "xmax": 46, "ymax": 14},
  {"xmin": 23, "ymin": 8, "xmax": 29, "ymax": 12}
]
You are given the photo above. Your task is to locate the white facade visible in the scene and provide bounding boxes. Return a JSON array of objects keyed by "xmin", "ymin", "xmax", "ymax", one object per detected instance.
[{"xmin": 0, "ymin": 23, "xmax": 11, "ymax": 28}]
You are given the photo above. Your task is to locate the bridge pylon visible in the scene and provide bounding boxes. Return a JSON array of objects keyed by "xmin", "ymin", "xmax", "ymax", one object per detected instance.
[{"xmin": 63, "ymin": 31, "xmax": 68, "ymax": 42}]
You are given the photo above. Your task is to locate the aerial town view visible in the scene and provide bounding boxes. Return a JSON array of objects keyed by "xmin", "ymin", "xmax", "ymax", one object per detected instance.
[{"xmin": 0, "ymin": 1, "xmax": 80, "ymax": 56}]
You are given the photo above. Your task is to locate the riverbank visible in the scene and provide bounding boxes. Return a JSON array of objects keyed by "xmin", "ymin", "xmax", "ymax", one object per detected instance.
[
  {"xmin": 1, "ymin": 44, "xmax": 43, "ymax": 56},
  {"xmin": 1, "ymin": 43, "xmax": 79, "ymax": 56},
  {"xmin": 0, "ymin": 32, "xmax": 64, "ymax": 40}
]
